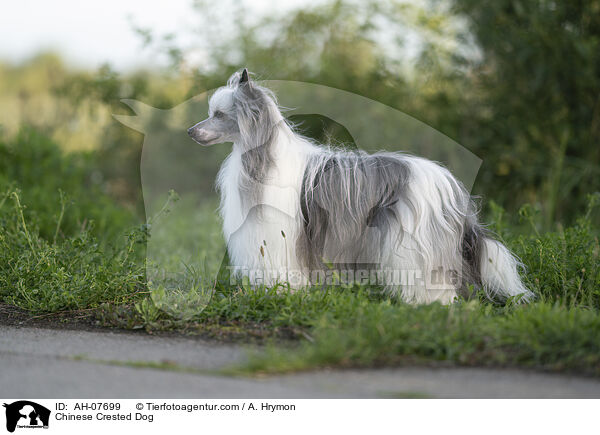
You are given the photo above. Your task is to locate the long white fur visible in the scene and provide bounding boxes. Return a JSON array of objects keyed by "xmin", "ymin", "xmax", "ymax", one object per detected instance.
[{"xmin": 203, "ymin": 71, "xmax": 533, "ymax": 304}]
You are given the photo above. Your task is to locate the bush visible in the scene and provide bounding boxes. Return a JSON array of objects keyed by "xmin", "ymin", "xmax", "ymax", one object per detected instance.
[
  {"xmin": 0, "ymin": 129, "xmax": 145, "ymax": 312},
  {"xmin": 0, "ymin": 128, "xmax": 136, "ymax": 242},
  {"xmin": 502, "ymin": 194, "xmax": 600, "ymax": 309}
]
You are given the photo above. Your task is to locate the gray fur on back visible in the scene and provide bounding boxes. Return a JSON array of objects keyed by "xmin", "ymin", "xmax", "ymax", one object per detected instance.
[
  {"xmin": 298, "ymin": 150, "xmax": 411, "ymax": 271},
  {"xmin": 297, "ymin": 148, "xmax": 486, "ymax": 297}
]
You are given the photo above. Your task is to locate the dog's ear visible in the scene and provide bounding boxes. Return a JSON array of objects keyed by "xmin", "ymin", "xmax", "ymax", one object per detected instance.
[{"xmin": 239, "ymin": 68, "xmax": 249, "ymax": 85}]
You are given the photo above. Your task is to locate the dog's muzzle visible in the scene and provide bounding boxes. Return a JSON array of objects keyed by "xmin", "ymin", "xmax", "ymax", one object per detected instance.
[{"xmin": 187, "ymin": 127, "xmax": 218, "ymax": 145}]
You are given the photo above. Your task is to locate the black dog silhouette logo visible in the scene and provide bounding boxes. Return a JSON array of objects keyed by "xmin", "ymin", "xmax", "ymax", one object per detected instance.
[{"xmin": 3, "ymin": 401, "xmax": 50, "ymax": 432}]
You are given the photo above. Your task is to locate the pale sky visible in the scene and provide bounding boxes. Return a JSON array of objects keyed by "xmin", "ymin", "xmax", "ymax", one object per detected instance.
[{"xmin": 0, "ymin": 0, "xmax": 313, "ymax": 71}]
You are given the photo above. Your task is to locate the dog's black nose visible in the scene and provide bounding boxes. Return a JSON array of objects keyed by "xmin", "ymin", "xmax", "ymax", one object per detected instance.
[{"xmin": 187, "ymin": 127, "xmax": 194, "ymax": 136}]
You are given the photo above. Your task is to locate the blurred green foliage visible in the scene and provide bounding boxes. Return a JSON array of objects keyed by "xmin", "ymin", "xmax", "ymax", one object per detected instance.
[
  {"xmin": 452, "ymin": 0, "xmax": 600, "ymax": 227},
  {"xmin": 0, "ymin": 129, "xmax": 136, "ymax": 241},
  {"xmin": 0, "ymin": 0, "xmax": 598, "ymax": 229}
]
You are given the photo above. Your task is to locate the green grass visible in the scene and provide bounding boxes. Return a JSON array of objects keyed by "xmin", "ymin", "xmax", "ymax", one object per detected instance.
[
  {"xmin": 0, "ymin": 130, "xmax": 145, "ymax": 312},
  {"xmin": 229, "ymin": 295, "xmax": 600, "ymax": 376},
  {"xmin": 1, "ymin": 130, "xmax": 599, "ymax": 376},
  {"xmin": 0, "ymin": 186, "xmax": 146, "ymax": 312}
]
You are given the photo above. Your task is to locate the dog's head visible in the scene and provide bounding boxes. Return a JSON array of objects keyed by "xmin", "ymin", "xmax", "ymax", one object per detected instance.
[{"xmin": 188, "ymin": 69, "xmax": 281, "ymax": 149}]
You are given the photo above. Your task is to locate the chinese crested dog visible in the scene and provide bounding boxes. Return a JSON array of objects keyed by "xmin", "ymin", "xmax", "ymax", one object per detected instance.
[{"xmin": 188, "ymin": 69, "xmax": 532, "ymax": 304}]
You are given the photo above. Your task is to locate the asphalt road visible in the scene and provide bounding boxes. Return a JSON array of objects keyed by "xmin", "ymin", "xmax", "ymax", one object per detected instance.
[{"xmin": 1, "ymin": 326, "xmax": 599, "ymax": 398}]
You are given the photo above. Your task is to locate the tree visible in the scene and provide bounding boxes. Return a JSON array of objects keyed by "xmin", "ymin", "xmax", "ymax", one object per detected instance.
[{"xmin": 452, "ymin": 0, "xmax": 600, "ymax": 226}]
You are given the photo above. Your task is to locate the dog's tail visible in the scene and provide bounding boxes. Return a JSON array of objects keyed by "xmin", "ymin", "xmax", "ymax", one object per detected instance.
[{"xmin": 463, "ymin": 218, "xmax": 533, "ymax": 302}]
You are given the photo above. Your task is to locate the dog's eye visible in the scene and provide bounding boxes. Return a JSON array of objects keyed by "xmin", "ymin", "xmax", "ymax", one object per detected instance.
[{"xmin": 213, "ymin": 111, "xmax": 224, "ymax": 118}]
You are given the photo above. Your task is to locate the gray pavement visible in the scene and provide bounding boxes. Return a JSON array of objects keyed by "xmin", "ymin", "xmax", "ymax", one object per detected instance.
[{"xmin": 1, "ymin": 326, "xmax": 599, "ymax": 398}]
